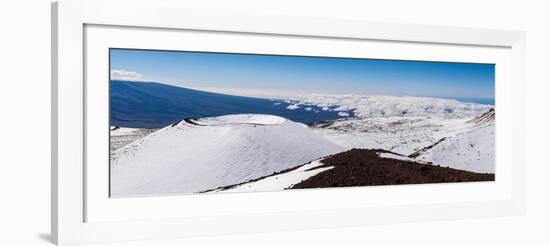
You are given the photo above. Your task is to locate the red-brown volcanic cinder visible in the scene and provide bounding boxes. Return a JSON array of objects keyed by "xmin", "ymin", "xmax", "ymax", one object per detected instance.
[{"xmin": 291, "ymin": 149, "xmax": 494, "ymax": 189}]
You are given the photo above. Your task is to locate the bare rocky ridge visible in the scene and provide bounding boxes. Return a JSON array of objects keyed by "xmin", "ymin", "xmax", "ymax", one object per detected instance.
[{"xmin": 467, "ymin": 108, "xmax": 495, "ymax": 126}]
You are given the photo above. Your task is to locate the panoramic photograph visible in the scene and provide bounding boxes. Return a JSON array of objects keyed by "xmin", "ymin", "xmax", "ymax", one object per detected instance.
[{"xmin": 109, "ymin": 48, "xmax": 495, "ymax": 197}]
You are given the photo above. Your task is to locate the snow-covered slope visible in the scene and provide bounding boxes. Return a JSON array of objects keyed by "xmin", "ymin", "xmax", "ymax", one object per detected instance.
[
  {"xmin": 210, "ymin": 145, "xmax": 494, "ymax": 193},
  {"xmin": 413, "ymin": 122, "xmax": 495, "ymax": 173},
  {"xmin": 296, "ymin": 95, "xmax": 494, "ymax": 156},
  {"xmin": 467, "ymin": 108, "xmax": 495, "ymax": 126},
  {"xmin": 310, "ymin": 108, "xmax": 495, "ymax": 173},
  {"xmin": 110, "ymin": 114, "xmax": 345, "ymax": 196},
  {"xmin": 110, "ymin": 126, "xmax": 157, "ymax": 152},
  {"xmin": 211, "ymin": 159, "xmax": 333, "ymax": 193},
  {"xmin": 192, "ymin": 114, "xmax": 286, "ymax": 125},
  {"xmin": 311, "ymin": 116, "xmax": 474, "ymax": 155}
]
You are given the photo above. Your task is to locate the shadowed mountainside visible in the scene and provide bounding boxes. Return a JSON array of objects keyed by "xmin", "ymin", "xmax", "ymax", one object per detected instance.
[{"xmin": 110, "ymin": 80, "xmax": 345, "ymax": 128}]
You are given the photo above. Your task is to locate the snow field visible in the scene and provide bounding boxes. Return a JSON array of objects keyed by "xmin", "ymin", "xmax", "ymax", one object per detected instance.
[
  {"xmin": 213, "ymin": 160, "xmax": 333, "ymax": 193},
  {"xmin": 110, "ymin": 114, "xmax": 344, "ymax": 196}
]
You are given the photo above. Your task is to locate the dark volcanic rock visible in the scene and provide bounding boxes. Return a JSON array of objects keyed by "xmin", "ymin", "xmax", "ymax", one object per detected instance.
[{"xmin": 291, "ymin": 149, "xmax": 494, "ymax": 189}]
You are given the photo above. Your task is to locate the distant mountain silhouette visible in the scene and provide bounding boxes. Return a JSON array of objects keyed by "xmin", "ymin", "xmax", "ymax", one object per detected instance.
[{"xmin": 110, "ymin": 80, "xmax": 343, "ymax": 128}]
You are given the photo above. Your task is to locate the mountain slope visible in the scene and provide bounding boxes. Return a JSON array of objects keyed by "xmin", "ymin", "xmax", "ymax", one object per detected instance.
[
  {"xmin": 291, "ymin": 149, "xmax": 494, "ymax": 188},
  {"xmin": 210, "ymin": 149, "xmax": 494, "ymax": 193},
  {"xmin": 110, "ymin": 114, "xmax": 345, "ymax": 196},
  {"xmin": 310, "ymin": 116, "xmax": 475, "ymax": 156},
  {"xmin": 467, "ymin": 108, "xmax": 495, "ymax": 126},
  {"xmin": 412, "ymin": 116, "xmax": 495, "ymax": 173},
  {"xmin": 110, "ymin": 80, "xmax": 345, "ymax": 128},
  {"xmin": 310, "ymin": 108, "xmax": 495, "ymax": 173},
  {"xmin": 110, "ymin": 126, "xmax": 157, "ymax": 152}
]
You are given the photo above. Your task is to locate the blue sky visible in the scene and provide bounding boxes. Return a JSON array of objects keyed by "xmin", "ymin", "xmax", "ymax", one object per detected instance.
[{"xmin": 110, "ymin": 48, "xmax": 495, "ymax": 100}]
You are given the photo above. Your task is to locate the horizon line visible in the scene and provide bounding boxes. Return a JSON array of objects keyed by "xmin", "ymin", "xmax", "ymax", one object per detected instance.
[{"xmin": 110, "ymin": 79, "xmax": 495, "ymax": 105}]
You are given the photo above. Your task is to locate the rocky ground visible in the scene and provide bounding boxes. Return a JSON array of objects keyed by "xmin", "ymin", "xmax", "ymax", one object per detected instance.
[{"xmin": 291, "ymin": 149, "xmax": 494, "ymax": 189}]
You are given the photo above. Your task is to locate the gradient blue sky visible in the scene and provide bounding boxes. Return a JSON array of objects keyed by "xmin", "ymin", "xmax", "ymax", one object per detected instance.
[{"xmin": 110, "ymin": 49, "xmax": 495, "ymax": 99}]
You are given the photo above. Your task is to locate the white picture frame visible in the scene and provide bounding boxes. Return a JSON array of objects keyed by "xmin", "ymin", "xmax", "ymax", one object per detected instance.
[{"xmin": 52, "ymin": 0, "xmax": 526, "ymax": 245}]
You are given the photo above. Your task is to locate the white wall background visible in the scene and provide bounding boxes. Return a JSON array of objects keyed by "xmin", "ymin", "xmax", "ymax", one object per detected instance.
[{"xmin": 0, "ymin": 0, "xmax": 548, "ymax": 245}]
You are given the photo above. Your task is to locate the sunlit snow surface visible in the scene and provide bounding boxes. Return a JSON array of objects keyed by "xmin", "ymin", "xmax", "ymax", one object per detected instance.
[
  {"xmin": 110, "ymin": 127, "xmax": 157, "ymax": 153},
  {"xmin": 311, "ymin": 116, "xmax": 474, "ymax": 155},
  {"xmin": 211, "ymin": 160, "xmax": 333, "ymax": 193},
  {"xmin": 110, "ymin": 95, "xmax": 495, "ymax": 196},
  {"xmin": 413, "ymin": 124, "xmax": 495, "ymax": 173},
  {"xmin": 110, "ymin": 114, "xmax": 344, "ymax": 197},
  {"xmin": 310, "ymin": 115, "xmax": 494, "ymax": 173},
  {"xmin": 194, "ymin": 114, "xmax": 286, "ymax": 125},
  {"xmin": 378, "ymin": 152, "xmax": 417, "ymax": 162}
]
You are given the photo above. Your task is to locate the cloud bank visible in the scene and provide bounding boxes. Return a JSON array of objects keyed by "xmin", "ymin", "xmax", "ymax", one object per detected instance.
[
  {"xmin": 288, "ymin": 94, "xmax": 493, "ymax": 119},
  {"xmin": 111, "ymin": 69, "xmax": 145, "ymax": 81}
]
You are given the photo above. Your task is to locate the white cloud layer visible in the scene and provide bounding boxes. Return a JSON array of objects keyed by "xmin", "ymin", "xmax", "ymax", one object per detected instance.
[
  {"xmin": 289, "ymin": 94, "xmax": 493, "ymax": 119},
  {"xmin": 111, "ymin": 69, "xmax": 145, "ymax": 81},
  {"xmin": 338, "ymin": 111, "xmax": 350, "ymax": 117},
  {"xmin": 286, "ymin": 104, "xmax": 300, "ymax": 110}
]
